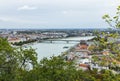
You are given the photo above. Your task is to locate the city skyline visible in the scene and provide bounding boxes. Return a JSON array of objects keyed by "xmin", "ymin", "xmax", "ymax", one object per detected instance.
[{"xmin": 0, "ymin": 0, "xmax": 119, "ymax": 29}]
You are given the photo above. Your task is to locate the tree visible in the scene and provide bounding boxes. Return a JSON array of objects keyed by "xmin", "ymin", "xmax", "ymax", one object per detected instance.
[
  {"xmin": 92, "ymin": 6, "xmax": 120, "ymax": 71},
  {"xmin": 29, "ymin": 56, "xmax": 97, "ymax": 81},
  {"xmin": 0, "ymin": 38, "xmax": 37, "ymax": 81}
]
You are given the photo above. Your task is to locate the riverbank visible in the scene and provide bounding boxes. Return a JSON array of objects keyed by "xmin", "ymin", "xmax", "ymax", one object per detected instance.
[{"xmin": 62, "ymin": 40, "xmax": 94, "ymax": 70}]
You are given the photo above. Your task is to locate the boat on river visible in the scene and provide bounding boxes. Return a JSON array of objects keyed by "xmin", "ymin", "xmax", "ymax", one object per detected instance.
[{"xmin": 63, "ymin": 46, "xmax": 69, "ymax": 49}]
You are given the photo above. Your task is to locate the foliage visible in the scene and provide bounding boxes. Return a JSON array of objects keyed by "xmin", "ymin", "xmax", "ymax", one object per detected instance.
[
  {"xmin": 21, "ymin": 56, "xmax": 96, "ymax": 81},
  {"xmin": 13, "ymin": 39, "xmax": 37, "ymax": 46},
  {"xmin": 102, "ymin": 6, "xmax": 120, "ymax": 29},
  {"xmin": 0, "ymin": 37, "xmax": 37, "ymax": 81},
  {"xmin": 91, "ymin": 6, "xmax": 120, "ymax": 72}
]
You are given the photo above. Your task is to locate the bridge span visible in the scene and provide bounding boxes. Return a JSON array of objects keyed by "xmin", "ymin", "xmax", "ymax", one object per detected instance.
[{"xmin": 38, "ymin": 39, "xmax": 87, "ymax": 43}]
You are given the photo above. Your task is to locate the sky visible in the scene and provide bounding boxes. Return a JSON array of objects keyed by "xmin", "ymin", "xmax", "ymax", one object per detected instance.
[{"xmin": 0, "ymin": 0, "xmax": 119, "ymax": 29}]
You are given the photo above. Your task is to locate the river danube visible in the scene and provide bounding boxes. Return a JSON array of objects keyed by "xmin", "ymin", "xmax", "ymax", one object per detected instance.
[{"xmin": 28, "ymin": 36, "xmax": 94, "ymax": 61}]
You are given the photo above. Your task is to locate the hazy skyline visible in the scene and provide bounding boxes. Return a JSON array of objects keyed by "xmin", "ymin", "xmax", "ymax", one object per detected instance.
[{"xmin": 0, "ymin": 0, "xmax": 119, "ymax": 29}]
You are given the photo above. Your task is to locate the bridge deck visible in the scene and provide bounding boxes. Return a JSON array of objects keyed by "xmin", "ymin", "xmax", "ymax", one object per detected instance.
[{"xmin": 39, "ymin": 39, "xmax": 87, "ymax": 42}]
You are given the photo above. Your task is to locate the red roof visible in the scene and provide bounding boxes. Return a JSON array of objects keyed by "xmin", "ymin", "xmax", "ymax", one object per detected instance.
[{"xmin": 79, "ymin": 64, "xmax": 89, "ymax": 67}]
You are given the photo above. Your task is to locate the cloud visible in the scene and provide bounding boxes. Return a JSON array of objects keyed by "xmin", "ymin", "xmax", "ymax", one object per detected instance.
[
  {"xmin": 62, "ymin": 11, "xmax": 68, "ymax": 14},
  {"xmin": 0, "ymin": 0, "xmax": 119, "ymax": 29},
  {"xmin": 18, "ymin": 5, "xmax": 37, "ymax": 10},
  {"xmin": 0, "ymin": 17, "xmax": 10, "ymax": 22}
]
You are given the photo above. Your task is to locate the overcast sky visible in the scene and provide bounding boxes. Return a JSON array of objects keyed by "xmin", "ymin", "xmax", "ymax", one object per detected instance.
[{"xmin": 0, "ymin": 0, "xmax": 119, "ymax": 29}]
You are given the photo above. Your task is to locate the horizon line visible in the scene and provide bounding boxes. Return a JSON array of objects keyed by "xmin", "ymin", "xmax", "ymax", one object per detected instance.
[{"xmin": 0, "ymin": 27, "xmax": 109, "ymax": 30}]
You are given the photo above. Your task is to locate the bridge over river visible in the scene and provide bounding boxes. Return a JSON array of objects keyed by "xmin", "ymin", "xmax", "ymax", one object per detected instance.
[{"xmin": 38, "ymin": 39, "xmax": 87, "ymax": 43}]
